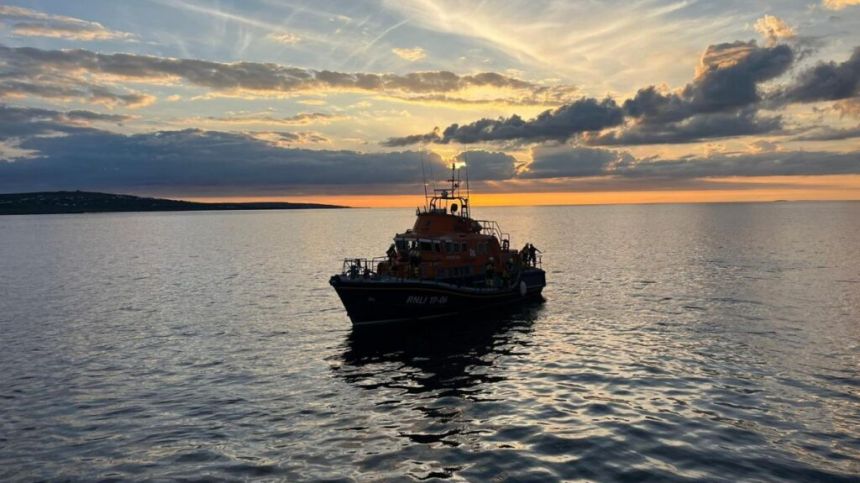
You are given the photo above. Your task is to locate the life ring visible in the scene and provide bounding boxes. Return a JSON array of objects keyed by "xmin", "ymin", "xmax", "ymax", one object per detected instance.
[{"xmin": 519, "ymin": 281, "xmax": 527, "ymax": 296}]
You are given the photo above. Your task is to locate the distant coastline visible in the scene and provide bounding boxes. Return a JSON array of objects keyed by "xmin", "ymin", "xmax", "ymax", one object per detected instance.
[{"xmin": 0, "ymin": 191, "xmax": 347, "ymax": 215}]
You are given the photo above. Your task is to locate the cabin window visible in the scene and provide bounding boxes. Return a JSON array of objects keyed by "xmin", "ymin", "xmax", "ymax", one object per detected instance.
[
  {"xmin": 434, "ymin": 241, "xmax": 441, "ymax": 253},
  {"xmin": 444, "ymin": 241, "xmax": 452, "ymax": 252},
  {"xmin": 450, "ymin": 266, "xmax": 471, "ymax": 277},
  {"xmin": 395, "ymin": 239, "xmax": 407, "ymax": 251},
  {"xmin": 420, "ymin": 241, "xmax": 432, "ymax": 251}
]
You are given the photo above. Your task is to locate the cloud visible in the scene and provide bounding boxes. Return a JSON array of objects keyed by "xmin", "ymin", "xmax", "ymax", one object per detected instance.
[
  {"xmin": 775, "ymin": 47, "xmax": 860, "ymax": 103},
  {"xmin": 621, "ymin": 40, "xmax": 793, "ymax": 123},
  {"xmin": 0, "ymin": 105, "xmax": 130, "ymax": 141},
  {"xmin": 0, "ymin": 44, "xmax": 574, "ymax": 106},
  {"xmin": 388, "ymin": 40, "xmax": 794, "ymax": 146},
  {"xmin": 822, "ymin": 0, "xmax": 860, "ymax": 10},
  {"xmin": 381, "ymin": 128, "xmax": 442, "ymax": 147},
  {"xmin": 520, "ymin": 145, "xmax": 631, "ymax": 178},
  {"xmin": 248, "ymin": 131, "xmax": 330, "ymax": 146},
  {"xmin": 512, "ymin": 144, "xmax": 860, "ymax": 180},
  {"xmin": 585, "ymin": 108, "xmax": 783, "ymax": 145},
  {"xmin": 392, "ymin": 47, "xmax": 426, "ymax": 62},
  {"xmin": 0, "ymin": 128, "xmax": 450, "ymax": 193},
  {"xmin": 793, "ymin": 124, "xmax": 860, "ymax": 141},
  {"xmin": 834, "ymin": 98, "xmax": 860, "ymax": 118},
  {"xmin": 453, "ymin": 150, "xmax": 517, "ymax": 180},
  {"xmin": 613, "ymin": 150, "xmax": 860, "ymax": 179},
  {"xmin": 681, "ymin": 40, "xmax": 793, "ymax": 114},
  {"xmin": 187, "ymin": 112, "xmax": 346, "ymax": 127},
  {"xmin": 2, "ymin": 104, "xmax": 859, "ymax": 194},
  {"xmin": 0, "ymin": 79, "xmax": 155, "ymax": 108},
  {"xmin": 62, "ymin": 110, "xmax": 133, "ymax": 124},
  {"xmin": 754, "ymin": 15, "xmax": 795, "ymax": 45},
  {"xmin": 376, "ymin": 86, "xmax": 579, "ymax": 107},
  {"xmin": 0, "ymin": 139, "xmax": 38, "ymax": 161},
  {"xmin": 384, "ymin": 97, "xmax": 623, "ymax": 145},
  {"xmin": 0, "ymin": 106, "xmax": 488, "ymax": 192},
  {"xmin": 0, "ymin": 6, "xmax": 133, "ymax": 41},
  {"xmin": 749, "ymin": 140, "xmax": 779, "ymax": 153},
  {"xmin": 267, "ymin": 32, "xmax": 300, "ymax": 44}
]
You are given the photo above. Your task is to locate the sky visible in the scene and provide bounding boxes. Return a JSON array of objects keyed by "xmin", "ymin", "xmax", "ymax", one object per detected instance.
[{"xmin": 1, "ymin": 0, "xmax": 859, "ymax": 206}]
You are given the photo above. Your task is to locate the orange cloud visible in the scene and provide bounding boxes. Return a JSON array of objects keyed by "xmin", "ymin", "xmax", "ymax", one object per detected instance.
[
  {"xmin": 267, "ymin": 32, "xmax": 300, "ymax": 44},
  {"xmin": 754, "ymin": 15, "xmax": 795, "ymax": 45},
  {"xmin": 823, "ymin": 0, "xmax": 860, "ymax": 10},
  {"xmin": 392, "ymin": 47, "xmax": 426, "ymax": 62},
  {"xmin": 0, "ymin": 5, "xmax": 133, "ymax": 41}
]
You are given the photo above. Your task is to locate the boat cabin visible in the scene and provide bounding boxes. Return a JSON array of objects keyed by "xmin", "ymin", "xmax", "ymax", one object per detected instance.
[
  {"xmin": 371, "ymin": 164, "xmax": 528, "ymax": 285},
  {"xmin": 332, "ymin": 162, "xmax": 546, "ymax": 325}
]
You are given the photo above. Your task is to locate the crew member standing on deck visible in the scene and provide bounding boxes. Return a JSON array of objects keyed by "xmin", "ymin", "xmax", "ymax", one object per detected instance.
[
  {"xmin": 409, "ymin": 244, "xmax": 421, "ymax": 278},
  {"xmin": 528, "ymin": 244, "xmax": 541, "ymax": 267},
  {"xmin": 485, "ymin": 257, "xmax": 496, "ymax": 288}
]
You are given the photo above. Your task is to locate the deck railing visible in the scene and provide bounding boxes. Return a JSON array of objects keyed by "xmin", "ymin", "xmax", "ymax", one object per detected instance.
[
  {"xmin": 340, "ymin": 256, "xmax": 389, "ymax": 278},
  {"xmin": 341, "ymin": 257, "xmax": 451, "ymax": 280},
  {"xmin": 340, "ymin": 253, "xmax": 542, "ymax": 283},
  {"xmin": 476, "ymin": 219, "xmax": 510, "ymax": 245}
]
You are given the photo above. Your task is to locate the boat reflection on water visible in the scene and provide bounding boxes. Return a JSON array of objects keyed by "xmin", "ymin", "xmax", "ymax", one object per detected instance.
[
  {"xmin": 338, "ymin": 302, "xmax": 544, "ymax": 392},
  {"xmin": 330, "ymin": 302, "xmax": 545, "ymax": 453}
]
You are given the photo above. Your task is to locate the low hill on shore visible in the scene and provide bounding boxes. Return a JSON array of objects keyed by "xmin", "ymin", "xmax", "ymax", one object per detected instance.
[{"xmin": 0, "ymin": 191, "xmax": 346, "ymax": 215}]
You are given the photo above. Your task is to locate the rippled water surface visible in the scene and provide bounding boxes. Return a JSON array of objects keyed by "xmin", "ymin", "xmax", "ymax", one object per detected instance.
[{"xmin": 1, "ymin": 203, "xmax": 859, "ymax": 481}]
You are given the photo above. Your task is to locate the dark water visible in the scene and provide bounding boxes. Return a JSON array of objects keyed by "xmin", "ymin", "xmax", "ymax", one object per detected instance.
[{"xmin": 1, "ymin": 202, "xmax": 858, "ymax": 481}]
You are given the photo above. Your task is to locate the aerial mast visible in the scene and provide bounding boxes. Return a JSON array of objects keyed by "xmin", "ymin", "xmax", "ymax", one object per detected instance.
[
  {"xmin": 462, "ymin": 153, "xmax": 470, "ymax": 217},
  {"xmin": 420, "ymin": 149, "xmax": 429, "ymax": 210},
  {"xmin": 465, "ymin": 162, "xmax": 470, "ymax": 200}
]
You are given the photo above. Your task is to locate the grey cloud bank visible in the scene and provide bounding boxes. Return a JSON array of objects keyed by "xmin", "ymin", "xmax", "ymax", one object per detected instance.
[
  {"xmin": 0, "ymin": 44, "xmax": 573, "ymax": 106},
  {"xmin": 2, "ymin": 106, "xmax": 858, "ymax": 195},
  {"xmin": 386, "ymin": 40, "xmax": 860, "ymax": 147},
  {"xmin": 383, "ymin": 97, "xmax": 624, "ymax": 146}
]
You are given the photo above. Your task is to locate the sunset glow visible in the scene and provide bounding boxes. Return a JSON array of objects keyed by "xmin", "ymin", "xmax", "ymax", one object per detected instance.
[{"xmin": 186, "ymin": 175, "xmax": 860, "ymax": 208}]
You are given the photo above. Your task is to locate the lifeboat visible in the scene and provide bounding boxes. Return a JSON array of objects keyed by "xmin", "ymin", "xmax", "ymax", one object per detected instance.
[{"xmin": 330, "ymin": 163, "xmax": 546, "ymax": 326}]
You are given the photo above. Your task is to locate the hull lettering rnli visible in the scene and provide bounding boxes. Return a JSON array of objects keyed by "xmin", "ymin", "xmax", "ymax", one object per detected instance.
[
  {"xmin": 330, "ymin": 163, "xmax": 546, "ymax": 326},
  {"xmin": 406, "ymin": 295, "xmax": 448, "ymax": 304}
]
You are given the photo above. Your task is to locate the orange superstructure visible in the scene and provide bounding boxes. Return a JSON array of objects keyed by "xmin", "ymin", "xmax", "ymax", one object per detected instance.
[{"xmin": 376, "ymin": 164, "xmax": 526, "ymax": 283}]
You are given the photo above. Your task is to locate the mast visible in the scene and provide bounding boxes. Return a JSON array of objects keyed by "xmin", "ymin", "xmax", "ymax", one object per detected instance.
[
  {"xmin": 465, "ymin": 160, "xmax": 470, "ymax": 199},
  {"xmin": 420, "ymin": 150, "xmax": 429, "ymax": 210},
  {"xmin": 462, "ymin": 153, "xmax": 470, "ymax": 218}
]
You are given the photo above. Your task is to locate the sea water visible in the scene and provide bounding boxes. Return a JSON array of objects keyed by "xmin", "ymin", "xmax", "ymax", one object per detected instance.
[{"xmin": 1, "ymin": 202, "xmax": 858, "ymax": 481}]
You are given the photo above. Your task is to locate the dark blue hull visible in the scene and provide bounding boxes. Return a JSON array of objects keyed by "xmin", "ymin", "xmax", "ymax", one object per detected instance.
[{"xmin": 330, "ymin": 269, "xmax": 546, "ymax": 326}]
